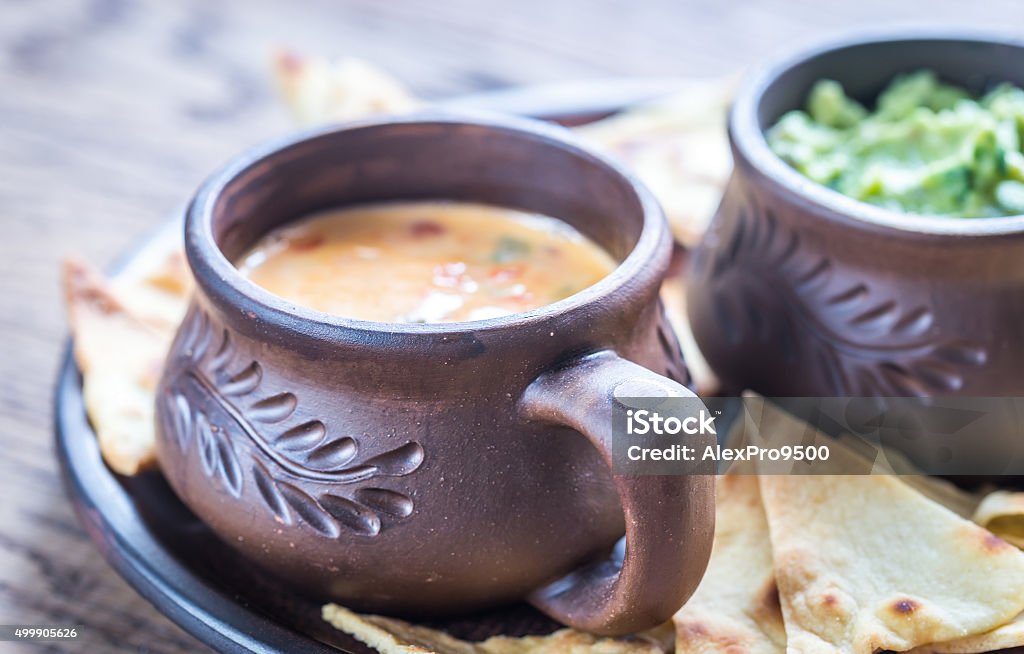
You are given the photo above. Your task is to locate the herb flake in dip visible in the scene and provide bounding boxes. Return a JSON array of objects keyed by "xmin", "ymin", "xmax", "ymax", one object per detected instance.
[{"xmin": 767, "ymin": 70, "xmax": 1024, "ymax": 217}]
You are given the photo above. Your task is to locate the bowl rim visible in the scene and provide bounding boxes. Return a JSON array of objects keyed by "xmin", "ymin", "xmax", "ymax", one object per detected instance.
[
  {"xmin": 185, "ymin": 111, "xmax": 669, "ymax": 342},
  {"xmin": 731, "ymin": 28, "xmax": 1024, "ymax": 237}
]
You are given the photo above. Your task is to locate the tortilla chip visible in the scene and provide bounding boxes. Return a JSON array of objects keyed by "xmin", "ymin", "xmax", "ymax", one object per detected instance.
[
  {"xmin": 322, "ymin": 604, "xmax": 665, "ymax": 654},
  {"xmin": 759, "ymin": 474, "xmax": 1024, "ymax": 653},
  {"xmin": 673, "ymin": 473, "xmax": 785, "ymax": 654},
  {"xmin": 273, "ymin": 50, "xmax": 421, "ymax": 126},
  {"xmin": 972, "ymin": 490, "xmax": 1024, "ymax": 548},
  {"xmin": 63, "ymin": 258, "xmax": 174, "ymax": 475},
  {"xmin": 575, "ymin": 78, "xmax": 734, "ymax": 248}
]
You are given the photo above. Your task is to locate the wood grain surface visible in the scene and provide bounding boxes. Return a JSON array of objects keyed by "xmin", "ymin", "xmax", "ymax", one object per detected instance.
[{"xmin": 3, "ymin": 1, "xmax": 1024, "ymax": 652}]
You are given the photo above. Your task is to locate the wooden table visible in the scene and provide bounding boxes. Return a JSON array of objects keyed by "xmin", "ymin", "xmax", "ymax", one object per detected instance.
[{"xmin": 2, "ymin": 1, "xmax": 1022, "ymax": 651}]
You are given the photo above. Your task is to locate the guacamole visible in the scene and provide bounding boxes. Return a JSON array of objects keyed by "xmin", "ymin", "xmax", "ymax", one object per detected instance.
[{"xmin": 767, "ymin": 70, "xmax": 1024, "ymax": 217}]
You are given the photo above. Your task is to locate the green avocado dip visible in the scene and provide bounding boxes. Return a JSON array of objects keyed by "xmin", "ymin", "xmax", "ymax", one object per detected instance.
[{"xmin": 766, "ymin": 70, "xmax": 1024, "ymax": 217}]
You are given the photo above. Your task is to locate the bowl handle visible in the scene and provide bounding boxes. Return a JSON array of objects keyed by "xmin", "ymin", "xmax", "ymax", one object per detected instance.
[{"xmin": 519, "ymin": 350, "xmax": 715, "ymax": 635}]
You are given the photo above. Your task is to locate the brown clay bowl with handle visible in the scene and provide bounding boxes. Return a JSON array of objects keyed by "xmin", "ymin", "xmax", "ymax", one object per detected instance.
[{"xmin": 154, "ymin": 113, "xmax": 714, "ymax": 635}]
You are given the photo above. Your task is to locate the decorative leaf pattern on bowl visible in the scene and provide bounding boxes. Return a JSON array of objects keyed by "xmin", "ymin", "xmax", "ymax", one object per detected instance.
[
  {"xmin": 162, "ymin": 310, "xmax": 424, "ymax": 537},
  {"xmin": 693, "ymin": 204, "xmax": 987, "ymax": 396}
]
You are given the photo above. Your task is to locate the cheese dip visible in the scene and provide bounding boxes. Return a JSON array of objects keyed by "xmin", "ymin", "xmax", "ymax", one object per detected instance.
[{"xmin": 237, "ymin": 201, "xmax": 617, "ymax": 323}]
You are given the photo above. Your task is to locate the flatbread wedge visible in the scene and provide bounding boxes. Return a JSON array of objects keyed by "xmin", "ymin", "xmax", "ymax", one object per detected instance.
[
  {"xmin": 322, "ymin": 604, "xmax": 666, "ymax": 654},
  {"xmin": 739, "ymin": 394, "xmax": 982, "ymax": 517},
  {"xmin": 910, "ymin": 612, "xmax": 1024, "ymax": 653},
  {"xmin": 273, "ymin": 50, "xmax": 421, "ymax": 126},
  {"xmin": 972, "ymin": 490, "xmax": 1024, "ymax": 548},
  {"xmin": 759, "ymin": 474, "xmax": 1024, "ymax": 654},
  {"xmin": 575, "ymin": 78, "xmax": 734, "ymax": 248},
  {"xmin": 63, "ymin": 258, "xmax": 173, "ymax": 475},
  {"xmin": 673, "ymin": 473, "xmax": 785, "ymax": 654},
  {"xmin": 270, "ymin": 51, "xmax": 731, "ymax": 249},
  {"xmin": 111, "ymin": 247, "xmax": 192, "ymax": 330}
]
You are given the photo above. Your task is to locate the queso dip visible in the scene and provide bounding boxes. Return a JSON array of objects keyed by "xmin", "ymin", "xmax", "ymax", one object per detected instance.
[{"xmin": 237, "ymin": 201, "xmax": 617, "ymax": 323}]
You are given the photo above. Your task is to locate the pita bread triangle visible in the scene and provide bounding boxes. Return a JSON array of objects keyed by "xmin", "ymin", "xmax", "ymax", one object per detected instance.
[
  {"xmin": 674, "ymin": 471, "xmax": 785, "ymax": 654},
  {"xmin": 759, "ymin": 472, "xmax": 1024, "ymax": 653}
]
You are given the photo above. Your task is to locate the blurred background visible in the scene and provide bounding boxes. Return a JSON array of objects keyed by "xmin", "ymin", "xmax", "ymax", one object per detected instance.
[{"xmin": 3, "ymin": 1, "xmax": 1024, "ymax": 651}]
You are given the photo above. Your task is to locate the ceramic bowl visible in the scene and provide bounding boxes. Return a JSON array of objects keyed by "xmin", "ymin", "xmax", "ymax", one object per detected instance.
[
  {"xmin": 687, "ymin": 32, "xmax": 1024, "ymax": 397},
  {"xmin": 155, "ymin": 113, "xmax": 715, "ymax": 635}
]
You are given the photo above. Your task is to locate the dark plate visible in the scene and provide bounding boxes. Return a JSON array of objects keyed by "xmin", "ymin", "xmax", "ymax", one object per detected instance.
[{"xmin": 54, "ymin": 78, "xmax": 694, "ymax": 654}]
